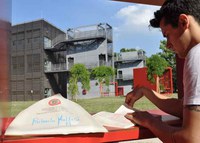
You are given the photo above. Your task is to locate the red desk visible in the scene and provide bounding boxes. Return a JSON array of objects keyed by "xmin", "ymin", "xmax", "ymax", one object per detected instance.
[{"xmin": 1, "ymin": 110, "xmax": 182, "ymax": 143}]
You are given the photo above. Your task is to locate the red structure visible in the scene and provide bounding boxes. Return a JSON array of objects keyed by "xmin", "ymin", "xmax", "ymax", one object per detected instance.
[
  {"xmin": 100, "ymin": 82, "xmax": 119, "ymax": 96},
  {"xmin": 117, "ymin": 87, "xmax": 124, "ymax": 96},
  {"xmin": 133, "ymin": 67, "xmax": 173, "ymax": 94}
]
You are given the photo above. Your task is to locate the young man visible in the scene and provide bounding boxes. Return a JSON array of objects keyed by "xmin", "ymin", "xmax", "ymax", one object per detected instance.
[{"xmin": 125, "ymin": 0, "xmax": 200, "ymax": 142}]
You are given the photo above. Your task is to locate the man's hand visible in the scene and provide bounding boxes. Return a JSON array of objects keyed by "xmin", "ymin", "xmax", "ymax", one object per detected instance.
[
  {"xmin": 125, "ymin": 111, "xmax": 155, "ymax": 128},
  {"xmin": 125, "ymin": 86, "xmax": 145, "ymax": 107}
]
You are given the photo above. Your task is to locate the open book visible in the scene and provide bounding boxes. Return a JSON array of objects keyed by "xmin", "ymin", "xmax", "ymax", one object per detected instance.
[
  {"xmin": 92, "ymin": 104, "xmax": 135, "ymax": 129},
  {"xmin": 5, "ymin": 94, "xmax": 135, "ymax": 136}
]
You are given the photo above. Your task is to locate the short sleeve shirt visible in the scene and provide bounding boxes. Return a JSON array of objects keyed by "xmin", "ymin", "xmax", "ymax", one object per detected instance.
[{"xmin": 183, "ymin": 43, "xmax": 200, "ymax": 105}]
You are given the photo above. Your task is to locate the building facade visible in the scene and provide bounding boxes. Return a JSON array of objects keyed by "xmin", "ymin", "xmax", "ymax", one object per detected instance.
[
  {"xmin": 10, "ymin": 19, "xmax": 65, "ymax": 101},
  {"xmin": 115, "ymin": 50, "xmax": 146, "ymax": 95},
  {"xmin": 44, "ymin": 23, "xmax": 114, "ymax": 99},
  {"xmin": 10, "ymin": 20, "xmax": 113, "ymax": 101}
]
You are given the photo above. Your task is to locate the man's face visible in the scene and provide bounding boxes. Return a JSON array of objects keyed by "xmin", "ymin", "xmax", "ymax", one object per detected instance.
[{"xmin": 160, "ymin": 18, "xmax": 188, "ymax": 58}]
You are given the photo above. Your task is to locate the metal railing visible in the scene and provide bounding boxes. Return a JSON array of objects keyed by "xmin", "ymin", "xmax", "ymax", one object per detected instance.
[
  {"xmin": 44, "ymin": 63, "xmax": 67, "ymax": 72},
  {"xmin": 115, "ymin": 55, "xmax": 146, "ymax": 61},
  {"xmin": 67, "ymin": 30, "xmax": 107, "ymax": 40},
  {"xmin": 52, "ymin": 34, "xmax": 66, "ymax": 47}
]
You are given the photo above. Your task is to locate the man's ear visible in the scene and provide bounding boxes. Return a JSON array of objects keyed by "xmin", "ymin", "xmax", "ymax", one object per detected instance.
[{"xmin": 179, "ymin": 14, "xmax": 189, "ymax": 29}]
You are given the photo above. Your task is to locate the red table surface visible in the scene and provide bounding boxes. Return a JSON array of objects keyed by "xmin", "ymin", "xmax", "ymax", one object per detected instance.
[{"xmin": 0, "ymin": 110, "xmax": 182, "ymax": 143}]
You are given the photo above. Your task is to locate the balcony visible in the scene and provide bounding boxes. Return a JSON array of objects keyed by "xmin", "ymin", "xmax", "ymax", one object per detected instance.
[
  {"xmin": 116, "ymin": 73, "xmax": 133, "ymax": 80},
  {"xmin": 115, "ymin": 55, "xmax": 146, "ymax": 62},
  {"xmin": 44, "ymin": 62, "xmax": 67, "ymax": 73},
  {"xmin": 44, "ymin": 60, "xmax": 113, "ymax": 73},
  {"xmin": 66, "ymin": 23, "xmax": 112, "ymax": 42},
  {"xmin": 65, "ymin": 30, "xmax": 110, "ymax": 43}
]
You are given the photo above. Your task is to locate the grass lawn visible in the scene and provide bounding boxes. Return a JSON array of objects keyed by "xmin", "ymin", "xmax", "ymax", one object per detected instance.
[{"xmin": 7, "ymin": 94, "xmax": 176, "ymax": 117}]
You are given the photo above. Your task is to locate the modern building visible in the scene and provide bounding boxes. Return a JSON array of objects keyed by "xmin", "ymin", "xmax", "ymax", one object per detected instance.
[
  {"xmin": 10, "ymin": 19, "xmax": 113, "ymax": 101},
  {"xmin": 114, "ymin": 50, "xmax": 146, "ymax": 95},
  {"xmin": 44, "ymin": 22, "xmax": 114, "ymax": 99},
  {"xmin": 10, "ymin": 19, "xmax": 66, "ymax": 101}
]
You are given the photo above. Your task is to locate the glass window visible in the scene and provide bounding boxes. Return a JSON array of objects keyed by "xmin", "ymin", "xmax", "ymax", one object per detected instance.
[
  {"xmin": 27, "ymin": 54, "xmax": 41, "ymax": 73},
  {"xmin": 44, "ymin": 36, "xmax": 52, "ymax": 48}
]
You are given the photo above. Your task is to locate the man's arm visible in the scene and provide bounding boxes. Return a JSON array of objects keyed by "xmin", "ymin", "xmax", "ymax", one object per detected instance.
[
  {"xmin": 173, "ymin": 105, "xmax": 200, "ymax": 142},
  {"xmin": 125, "ymin": 111, "xmax": 180, "ymax": 143},
  {"xmin": 126, "ymin": 86, "xmax": 183, "ymax": 118},
  {"xmin": 148, "ymin": 105, "xmax": 200, "ymax": 143},
  {"xmin": 144, "ymin": 89, "xmax": 183, "ymax": 118},
  {"xmin": 126, "ymin": 105, "xmax": 200, "ymax": 143}
]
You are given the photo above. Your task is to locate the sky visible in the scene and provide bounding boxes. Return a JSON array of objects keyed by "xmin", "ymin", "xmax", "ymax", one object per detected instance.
[{"xmin": 12, "ymin": 0, "xmax": 164, "ymax": 57}]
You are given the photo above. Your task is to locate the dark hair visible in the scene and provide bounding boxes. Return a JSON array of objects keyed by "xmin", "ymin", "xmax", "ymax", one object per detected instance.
[{"xmin": 150, "ymin": 0, "xmax": 200, "ymax": 28}]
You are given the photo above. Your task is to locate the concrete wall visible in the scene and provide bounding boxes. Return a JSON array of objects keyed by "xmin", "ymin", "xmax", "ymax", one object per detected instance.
[
  {"xmin": 67, "ymin": 80, "xmax": 100, "ymax": 99},
  {"xmin": 117, "ymin": 60, "xmax": 145, "ymax": 80},
  {"xmin": 66, "ymin": 40, "xmax": 108, "ymax": 69},
  {"xmin": 67, "ymin": 79, "xmax": 116, "ymax": 99},
  {"xmin": 119, "ymin": 51, "xmax": 138, "ymax": 60}
]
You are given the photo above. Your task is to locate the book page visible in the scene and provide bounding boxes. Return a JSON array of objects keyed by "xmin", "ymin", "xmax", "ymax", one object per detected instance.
[
  {"xmin": 114, "ymin": 104, "xmax": 135, "ymax": 115},
  {"xmin": 92, "ymin": 105, "xmax": 135, "ymax": 129}
]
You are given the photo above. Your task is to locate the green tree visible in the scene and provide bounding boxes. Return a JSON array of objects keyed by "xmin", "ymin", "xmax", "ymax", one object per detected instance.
[
  {"xmin": 158, "ymin": 40, "xmax": 177, "ymax": 92},
  {"xmin": 120, "ymin": 48, "xmax": 137, "ymax": 53},
  {"xmin": 91, "ymin": 66, "xmax": 114, "ymax": 96},
  {"xmin": 68, "ymin": 63, "xmax": 90, "ymax": 100},
  {"xmin": 147, "ymin": 54, "xmax": 168, "ymax": 93}
]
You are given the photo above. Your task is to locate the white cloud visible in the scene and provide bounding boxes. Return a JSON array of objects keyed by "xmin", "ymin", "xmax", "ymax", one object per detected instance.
[
  {"xmin": 115, "ymin": 4, "xmax": 160, "ymax": 35},
  {"xmin": 113, "ymin": 4, "xmax": 163, "ymax": 56}
]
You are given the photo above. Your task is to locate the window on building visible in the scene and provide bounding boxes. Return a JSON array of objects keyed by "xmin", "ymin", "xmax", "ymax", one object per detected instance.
[
  {"xmin": 27, "ymin": 38, "xmax": 32, "ymax": 43},
  {"xmin": 12, "ymin": 40, "xmax": 16, "ymax": 46},
  {"xmin": 26, "ymin": 78, "xmax": 41, "ymax": 96},
  {"xmin": 32, "ymin": 29, "xmax": 40, "ymax": 37},
  {"xmin": 17, "ymin": 32, "xmax": 25, "ymax": 40},
  {"xmin": 32, "ymin": 54, "xmax": 41, "ymax": 72},
  {"xmin": 17, "ymin": 39, "xmax": 25, "ymax": 51},
  {"xmin": 68, "ymin": 57, "xmax": 74, "ymax": 69},
  {"xmin": 27, "ymin": 54, "xmax": 41, "ymax": 73},
  {"xmin": 27, "ymin": 55, "xmax": 32, "ymax": 73},
  {"xmin": 44, "ymin": 36, "xmax": 52, "ymax": 48},
  {"xmin": 17, "ymin": 80, "xmax": 24, "ymax": 91},
  {"xmin": 18, "ymin": 56, "xmax": 25, "ymax": 74},
  {"xmin": 99, "ymin": 54, "xmax": 106, "ymax": 66},
  {"xmin": 118, "ymin": 70, "xmax": 123, "ymax": 79},
  {"xmin": 11, "ymin": 57, "xmax": 17, "ymax": 75},
  {"xmin": 33, "ymin": 78, "xmax": 41, "ymax": 94},
  {"xmin": 34, "ymin": 37, "xmax": 40, "ymax": 43},
  {"xmin": 11, "ymin": 56, "xmax": 24, "ymax": 75}
]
